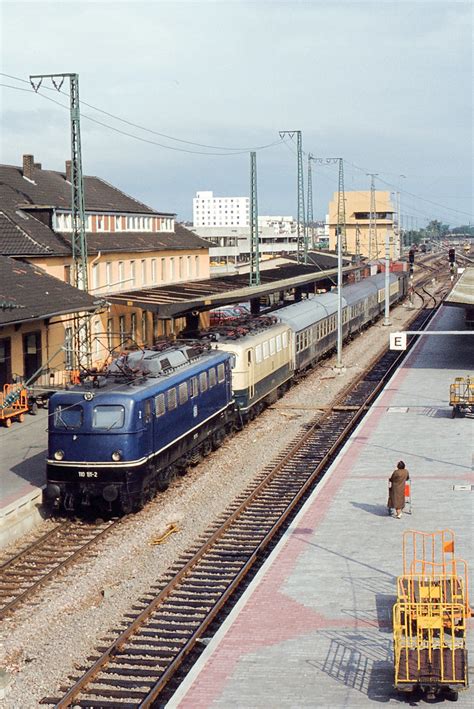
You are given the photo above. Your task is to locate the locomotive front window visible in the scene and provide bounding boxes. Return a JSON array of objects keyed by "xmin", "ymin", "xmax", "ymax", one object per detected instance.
[
  {"xmin": 54, "ymin": 404, "xmax": 83, "ymax": 429},
  {"xmin": 217, "ymin": 363, "xmax": 225, "ymax": 382},
  {"xmin": 92, "ymin": 405, "xmax": 125, "ymax": 430}
]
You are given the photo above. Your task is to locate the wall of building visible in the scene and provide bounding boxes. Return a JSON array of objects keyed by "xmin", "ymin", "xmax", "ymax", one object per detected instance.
[
  {"xmin": 328, "ymin": 190, "xmax": 399, "ymax": 260},
  {"xmin": 193, "ymin": 191, "xmax": 249, "ymax": 228}
]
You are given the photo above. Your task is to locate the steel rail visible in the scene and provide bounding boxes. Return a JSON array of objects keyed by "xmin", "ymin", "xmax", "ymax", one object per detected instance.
[
  {"xmin": 45, "ymin": 301, "xmax": 441, "ymax": 708},
  {"xmin": 0, "ymin": 519, "xmax": 118, "ymax": 618}
]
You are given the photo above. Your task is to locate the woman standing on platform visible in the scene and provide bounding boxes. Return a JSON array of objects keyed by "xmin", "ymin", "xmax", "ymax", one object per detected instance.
[{"xmin": 388, "ymin": 461, "xmax": 410, "ymax": 519}]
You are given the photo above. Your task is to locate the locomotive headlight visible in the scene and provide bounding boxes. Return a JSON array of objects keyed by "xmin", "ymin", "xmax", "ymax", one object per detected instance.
[
  {"xmin": 111, "ymin": 450, "xmax": 123, "ymax": 462},
  {"xmin": 54, "ymin": 449, "xmax": 65, "ymax": 461}
]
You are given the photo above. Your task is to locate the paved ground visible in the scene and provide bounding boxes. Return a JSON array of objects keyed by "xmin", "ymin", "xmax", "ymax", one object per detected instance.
[
  {"xmin": 168, "ymin": 304, "xmax": 474, "ymax": 708},
  {"xmin": 0, "ymin": 409, "xmax": 47, "ymax": 547}
]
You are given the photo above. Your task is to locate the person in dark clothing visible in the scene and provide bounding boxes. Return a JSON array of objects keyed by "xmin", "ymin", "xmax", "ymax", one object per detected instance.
[{"xmin": 387, "ymin": 461, "xmax": 410, "ymax": 518}]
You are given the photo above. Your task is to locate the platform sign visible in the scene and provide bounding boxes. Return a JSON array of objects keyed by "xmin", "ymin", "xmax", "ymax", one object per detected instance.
[{"xmin": 390, "ymin": 332, "xmax": 407, "ymax": 350}]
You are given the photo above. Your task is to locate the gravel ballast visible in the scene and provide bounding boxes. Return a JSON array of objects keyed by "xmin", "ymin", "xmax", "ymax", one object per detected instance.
[{"xmin": 0, "ymin": 294, "xmax": 433, "ymax": 707}]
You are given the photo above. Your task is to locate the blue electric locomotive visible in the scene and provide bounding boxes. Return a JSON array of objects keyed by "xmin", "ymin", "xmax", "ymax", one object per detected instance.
[{"xmin": 46, "ymin": 344, "xmax": 235, "ymax": 513}]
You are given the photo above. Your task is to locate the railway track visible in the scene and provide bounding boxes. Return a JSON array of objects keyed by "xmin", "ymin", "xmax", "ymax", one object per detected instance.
[
  {"xmin": 0, "ymin": 518, "xmax": 118, "ymax": 619},
  {"xmin": 0, "ymin": 268, "xmax": 446, "ymax": 626},
  {"xmin": 41, "ymin": 301, "xmax": 441, "ymax": 708}
]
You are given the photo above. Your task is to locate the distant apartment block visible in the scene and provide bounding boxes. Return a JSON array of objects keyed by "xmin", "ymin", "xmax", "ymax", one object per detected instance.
[
  {"xmin": 193, "ymin": 191, "xmax": 249, "ymax": 227},
  {"xmin": 192, "ymin": 215, "xmax": 303, "ymax": 273}
]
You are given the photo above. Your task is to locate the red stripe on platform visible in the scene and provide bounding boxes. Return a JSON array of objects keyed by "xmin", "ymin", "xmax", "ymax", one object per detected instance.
[{"xmin": 177, "ymin": 363, "xmax": 414, "ymax": 706}]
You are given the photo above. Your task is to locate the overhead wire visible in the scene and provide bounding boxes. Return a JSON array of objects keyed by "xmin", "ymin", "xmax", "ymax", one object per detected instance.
[{"xmin": 0, "ymin": 72, "xmax": 284, "ymax": 154}]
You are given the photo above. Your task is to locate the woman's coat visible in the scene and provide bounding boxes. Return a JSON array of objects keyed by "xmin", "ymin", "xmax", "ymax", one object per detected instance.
[{"xmin": 388, "ymin": 468, "xmax": 410, "ymax": 509}]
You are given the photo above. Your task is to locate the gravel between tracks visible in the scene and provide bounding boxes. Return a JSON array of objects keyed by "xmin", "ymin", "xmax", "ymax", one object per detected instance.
[{"xmin": 0, "ymin": 294, "xmax": 432, "ymax": 707}]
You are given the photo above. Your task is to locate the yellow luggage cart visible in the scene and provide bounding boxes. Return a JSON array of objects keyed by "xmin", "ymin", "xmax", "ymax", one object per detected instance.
[
  {"xmin": 450, "ymin": 375, "xmax": 474, "ymax": 418},
  {"xmin": 0, "ymin": 384, "xmax": 29, "ymax": 428},
  {"xmin": 393, "ymin": 601, "xmax": 469, "ymax": 700}
]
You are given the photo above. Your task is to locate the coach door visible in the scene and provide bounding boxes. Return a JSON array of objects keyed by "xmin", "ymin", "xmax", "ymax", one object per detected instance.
[
  {"xmin": 0, "ymin": 338, "xmax": 12, "ymax": 387},
  {"xmin": 247, "ymin": 348, "xmax": 255, "ymax": 401},
  {"xmin": 23, "ymin": 331, "xmax": 42, "ymax": 382}
]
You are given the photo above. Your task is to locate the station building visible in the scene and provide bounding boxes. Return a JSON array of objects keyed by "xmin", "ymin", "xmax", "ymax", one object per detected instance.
[
  {"xmin": 0, "ymin": 155, "xmax": 210, "ymax": 382},
  {"xmin": 328, "ymin": 190, "xmax": 399, "ymax": 260}
]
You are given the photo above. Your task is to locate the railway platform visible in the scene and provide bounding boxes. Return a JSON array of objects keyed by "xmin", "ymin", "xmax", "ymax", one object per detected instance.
[
  {"xmin": 0, "ymin": 409, "xmax": 47, "ymax": 549},
  {"xmin": 168, "ymin": 303, "xmax": 473, "ymax": 708}
]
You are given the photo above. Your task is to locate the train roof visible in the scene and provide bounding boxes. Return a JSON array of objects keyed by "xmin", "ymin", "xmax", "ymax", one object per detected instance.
[
  {"xmin": 275, "ymin": 293, "xmax": 339, "ymax": 331},
  {"xmin": 50, "ymin": 346, "xmax": 230, "ymax": 401}
]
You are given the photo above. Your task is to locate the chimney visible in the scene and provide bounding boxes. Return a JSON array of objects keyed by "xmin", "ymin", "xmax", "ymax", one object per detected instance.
[
  {"xmin": 23, "ymin": 154, "xmax": 34, "ymax": 180},
  {"xmin": 65, "ymin": 160, "xmax": 72, "ymax": 183},
  {"xmin": 34, "ymin": 162, "xmax": 42, "ymax": 170}
]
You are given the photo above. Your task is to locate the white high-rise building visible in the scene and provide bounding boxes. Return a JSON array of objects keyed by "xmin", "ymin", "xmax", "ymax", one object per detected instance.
[{"xmin": 193, "ymin": 190, "xmax": 249, "ymax": 227}]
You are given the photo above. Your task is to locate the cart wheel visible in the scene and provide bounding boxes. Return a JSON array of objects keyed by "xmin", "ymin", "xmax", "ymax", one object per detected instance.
[
  {"xmin": 17, "ymin": 413, "xmax": 25, "ymax": 423},
  {"xmin": 446, "ymin": 689, "xmax": 459, "ymax": 702},
  {"xmin": 4, "ymin": 417, "xmax": 12, "ymax": 428}
]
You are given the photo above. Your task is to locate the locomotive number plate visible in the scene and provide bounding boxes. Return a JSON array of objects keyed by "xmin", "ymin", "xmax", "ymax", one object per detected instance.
[{"xmin": 78, "ymin": 470, "xmax": 99, "ymax": 478}]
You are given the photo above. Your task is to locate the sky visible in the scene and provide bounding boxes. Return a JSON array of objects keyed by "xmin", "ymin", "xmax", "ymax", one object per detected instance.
[{"xmin": 0, "ymin": 0, "xmax": 472, "ymax": 228}]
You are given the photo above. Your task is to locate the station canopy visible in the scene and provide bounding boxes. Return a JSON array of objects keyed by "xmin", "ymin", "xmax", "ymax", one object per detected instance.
[{"xmin": 107, "ymin": 261, "xmax": 355, "ymax": 318}]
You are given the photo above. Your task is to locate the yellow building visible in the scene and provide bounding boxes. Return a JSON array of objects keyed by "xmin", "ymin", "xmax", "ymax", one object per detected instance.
[
  {"xmin": 0, "ymin": 155, "xmax": 210, "ymax": 382},
  {"xmin": 328, "ymin": 190, "xmax": 399, "ymax": 260}
]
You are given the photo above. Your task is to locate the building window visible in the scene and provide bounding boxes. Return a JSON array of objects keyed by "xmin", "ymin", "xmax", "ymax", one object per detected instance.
[
  {"xmin": 64, "ymin": 265, "xmax": 71, "ymax": 284},
  {"xmin": 97, "ymin": 215, "xmax": 104, "ymax": 231},
  {"xmin": 106, "ymin": 262, "xmax": 112, "ymax": 289},
  {"xmin": 91, "ymin": 263, "xmax": 99, "ymax": 291},
  {"xmin": 130, "ymin": 312, "xmax": 137, "ymax": 341},
  {"xmin": 107, "ymin": 318, "xmax": 114, "ymax": 350},
  {"xmin": 141, "ymin": 259, "xmax": 147, "ymax": 285},
  {"xmin": 93, "ymin": 319, "xmax": 101, "ymax": 357},
  {"xmin": 195, "ymin": 255, "xmax": 200, "ymax": 277},
  {"xmin": 161, "ymin": 258, "xmax": 166, "ymax": 281},
  {"xmin": 115, "ymin": 215, "xmax": 121, "ymax": 230},
  {"xmin": 169, "ymin": 257, "xmax": 175, "ymax": 281},
  {"xmin": 142, "ymin": 311, "xmax": 147, "ymax": 345},
  {"xmin": 130, "ymin": 260, "xmax": 136, "ymax": 287},
  {"xmin": 65, "ymin": 327, "xmax": 73, "ymax": 369},
  {"xmin": 119, "ymin": 315, "xmax": 125, "ymax": 343},
  {"xmin": 151, "ymin": 258, "xmax": 157, "ymax": 283},
  {"xmin": 179, "ymin": 256, "xmax": 184, "ymax": 279},
  {"xmin": 118, "ymin": 261, "xmax": 124, "ymax": 288}
]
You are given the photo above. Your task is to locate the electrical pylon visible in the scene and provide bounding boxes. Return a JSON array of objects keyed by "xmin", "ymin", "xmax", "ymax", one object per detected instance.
[
  {"xmin": 307, "ymin": 154, "xmax": 314, "ymax": 250},
  {"xmin": 30, "ymin": 72, "xmax": 91, "ymax": 370},
  {"xmin": 336, "ymin": 158, "xmax": 347, "ymax": 254},
  {"xmin": 249, "ymin": 151, "xmax": 260, "ymax": 286},
  {"xmin": 279, "ymin": 130, "xmax": 306, "ymax": 263},
  {"xmin": 367, "ymin": 173, "xmax": 379, "ymax": 260}
]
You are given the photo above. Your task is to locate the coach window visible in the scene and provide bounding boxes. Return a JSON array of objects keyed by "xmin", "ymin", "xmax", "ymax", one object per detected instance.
[
  {"xmin": 282, "ymin": 331, "xmax": 288, "ymax": 349},
  {"xmin": 155, "ymin": 393, "xmax": 165, "ymax": 416},
  {"xmin": 217, "ymin": 363, "xmax": 225, "ymax": 382},
  {"xmin": 209, "ymin": 367, "xmax": 216, "ymax": 387},
  {"xmin": 191, "ymin": 376, "xmax": 199, "ymax": 397},
  {"xmin": 263, "ymin": 341, "xmax": 269, "ymax": 359},
  {"xmin": 93, "ymin": 405, "xmax": 125, "ymax": 429},
  {"xmin": 199, "ymin": 371, "xmax": 208, "ymax": 392},
  {"xmin": 178, "ymin": 382, "xmax": 188, "ymax": 404},
  {"xmin": 269, "ymin": 338, "xmax": 275, "ymax": 355},
  {"xmin": 255, "ymin": 344, "xmax": 262, "ymax": 363},
  {"xmin": 167, "ymin": 388, "xmax": 177, "ymax": 410}
]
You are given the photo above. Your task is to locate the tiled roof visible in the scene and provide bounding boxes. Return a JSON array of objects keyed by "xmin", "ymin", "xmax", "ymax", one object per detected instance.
[
  {"xmin": 0, "ymin": 208, "xmax": 70, "ymax": 256},
  {"xmin": 0, "ymin": 256, "xmax": 98, "ymax": 326},
  {"xmin": 0, "ymin": 163, "xmax": 164, "ymax": 214},
  {"xmin": 59, "ymin": 223, "xmax": 209, "ymax": 254}
]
